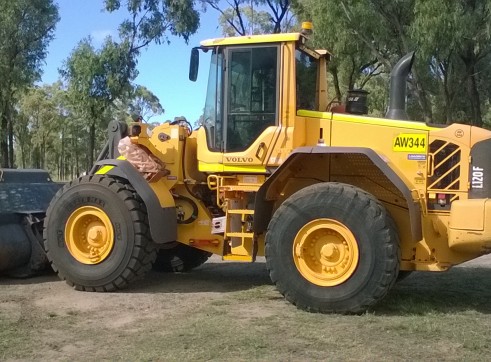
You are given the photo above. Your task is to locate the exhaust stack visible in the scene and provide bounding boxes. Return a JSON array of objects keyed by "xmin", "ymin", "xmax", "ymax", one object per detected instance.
[{"xmin": 385, "ymin": 52, "xmax": 415, "ymax": 120}]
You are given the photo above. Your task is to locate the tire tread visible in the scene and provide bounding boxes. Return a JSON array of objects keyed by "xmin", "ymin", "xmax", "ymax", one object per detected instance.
[{"xmin": 43, "ymin": 175, "xmax": 157, "ymax": 292}]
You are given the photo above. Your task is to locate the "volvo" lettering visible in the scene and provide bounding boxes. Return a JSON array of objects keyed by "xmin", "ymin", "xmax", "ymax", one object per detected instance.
[
  {"xmin": 225, "ymin": 157, "xmax": 254, "ymax": 163},
  {"xmin": 472, "ymin": 166, "xmax": 484, "ymax": 189}
]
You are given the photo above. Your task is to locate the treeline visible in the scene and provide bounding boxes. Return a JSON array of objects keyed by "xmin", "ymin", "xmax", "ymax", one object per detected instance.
[
  {"xmin": 2, "ymin": 0, "xmax": 491, "ymax": 178},
  {"xmin": 0, "ymin": 0, "xmax": 198, "ymax": 177},
  {"xmin": 295, "ymin": 0, "xmax": 491, "ymax": 126},
  {"xmin": 15, "ymin": 83, "xmax": 163, "ymax": 179}
]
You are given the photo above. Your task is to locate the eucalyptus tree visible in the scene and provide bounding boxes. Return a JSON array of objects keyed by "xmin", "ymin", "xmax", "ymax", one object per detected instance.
[
  {"xmin": 60, "ymin": 38, "xmax": 135, "ymax": 170},
  {"xmin": 412, "ymin": 0, "xmax": 491, "ymax": 126},
  {"xmin": 0, "ymin": 0, "xmax": 59, "ymax": 167},
  {"xmin": 203, "ymin": 0, "xmax": 294, "ymax": 36},
  {"xmin": 59, "ymin": 0, "xmax": 200, "ymax": 171},
  {"xmin": 16, "ymin": 83, "xmax": 64, "ymax": 170}
]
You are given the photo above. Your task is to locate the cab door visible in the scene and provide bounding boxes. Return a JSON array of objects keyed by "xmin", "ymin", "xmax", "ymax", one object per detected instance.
[
  {"xmin": 221, "ymin": 45, "xmax": 281, "ymax": 171},
  {"xmin": 197, "ymin": 44, "xmax": 286, "ymax": 173}
]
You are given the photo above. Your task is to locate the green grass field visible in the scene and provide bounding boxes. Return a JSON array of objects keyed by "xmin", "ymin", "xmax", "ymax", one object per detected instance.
[{"xmin": 1, "ymin": 260, "xmax": 490, "ymax": 360}]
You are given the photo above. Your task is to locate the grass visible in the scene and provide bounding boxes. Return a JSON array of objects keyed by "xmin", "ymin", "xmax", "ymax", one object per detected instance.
[{"xmin": 0, "ymin": 262, "xmax": 490, "ymax": 360}]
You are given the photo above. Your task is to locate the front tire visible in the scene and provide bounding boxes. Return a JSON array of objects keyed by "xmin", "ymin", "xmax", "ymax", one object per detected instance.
[
  {"xmin": 43, "ymin": 175, "xmax": 157, "ymax": 291},
  {"xmin": 265, "ymin": 182, "xmax": 400, "ymax": 313}
]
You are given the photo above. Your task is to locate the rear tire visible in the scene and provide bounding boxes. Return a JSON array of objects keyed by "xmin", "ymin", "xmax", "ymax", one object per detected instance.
[
  {"xmin": 43, "ymin": 175, "xmax": 156, "ymax": 291},
  {"xmin": 153, "ymin": 243, "xmax": 211, "ymax": 272},
  {"xmin": 265, "ymin": 182, "xmax": 400, "ymax": 314}
]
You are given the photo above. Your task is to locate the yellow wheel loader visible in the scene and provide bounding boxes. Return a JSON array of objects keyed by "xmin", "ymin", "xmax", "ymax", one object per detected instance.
[{"xmin": 44, "ymin": 23, "xmax": 491, "ymax": 313}]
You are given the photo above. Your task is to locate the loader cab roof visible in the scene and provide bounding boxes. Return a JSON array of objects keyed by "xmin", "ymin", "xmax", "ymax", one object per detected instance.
[
  {"xmin": 200, "ymin": 32, "xmax": 331, "ymax": 58},
  {"xmin": 200, "ymin": 33, "xmax": 302, "ymax": 47}
]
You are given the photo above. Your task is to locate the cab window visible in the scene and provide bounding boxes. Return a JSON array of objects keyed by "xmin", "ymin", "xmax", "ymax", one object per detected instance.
[
  {"xmin": 225, "ymin": 46, "xmax": 278, "ymax": 152},
  {"xmin": 295, "ymin": 49, "xmax": 317, "ymax": 110},
  {"xmin": 203, "ymin": 49, "xmax": 223, "ymax": 151}
]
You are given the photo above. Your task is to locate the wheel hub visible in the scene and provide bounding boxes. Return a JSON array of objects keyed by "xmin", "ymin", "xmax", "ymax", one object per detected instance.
[
  {"xmin": 65, "ymin": 206, "xmax": 114, "ymax": 265},
  {"xmin": 293, "ymin": 219, "xmax": 359, "ymax": 286},
  {"xmin": 87, "ymin": 223, "xmax": 107, "ymax": 247}
]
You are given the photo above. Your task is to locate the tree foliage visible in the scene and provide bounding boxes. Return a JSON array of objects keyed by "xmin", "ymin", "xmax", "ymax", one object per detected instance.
[
  {"xmin": 7, "ymin": 0, "xmax": 491, "ymax": 177},
  {"xmin": 203, "ymin": 0, "xmax": 294, "ymax": 36},
  {"xmin": 105, "ymin": 0, "xmax": 200, "ymax": 47},
  {"xmin": 295, "ymin": 0, "xmax": 491, "ymax": 126},
  {"xmin": 60, "ymin": 37, "xmax": 137, "ymax": 169},
  {"xmin": 1, "ymin": 1, "xmax": 197, "ymax": 174},
  {"xmin": 56, "ymin": 0, "xmax": 201, "ymax": 171},
  {"xmin": 0, "ymin": 0, "xmax": 59, "ymax": 167}
]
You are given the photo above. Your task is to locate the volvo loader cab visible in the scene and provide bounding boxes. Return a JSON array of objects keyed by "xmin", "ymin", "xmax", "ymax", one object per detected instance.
[{"xmin": 44, "ymin": 23, "xmax": 491, "ymax": 313}]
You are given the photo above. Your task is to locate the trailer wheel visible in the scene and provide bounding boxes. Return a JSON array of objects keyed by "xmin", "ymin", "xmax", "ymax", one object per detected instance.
[
  {"xmin": 43, "ymin": 175, "xmax": 156, "ymax": 291},
  {"xmin": 265, "ymin": 182, "xmax": 400, "ymax": 314},
  {"xmin": 153, "ymin": 243, "xmax": 212, "ymax": 272}
]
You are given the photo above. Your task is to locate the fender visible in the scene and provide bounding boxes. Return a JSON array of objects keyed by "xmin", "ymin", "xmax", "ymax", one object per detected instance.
[
  {"xmin": 254, "ymin": 146, "xmax": 422, "ymax": 242},
  {"xmin": 93, "ymin": 159, "xmax": 177, "ymax": 244}
]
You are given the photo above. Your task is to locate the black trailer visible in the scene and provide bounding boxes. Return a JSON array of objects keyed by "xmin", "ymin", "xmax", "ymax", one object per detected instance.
[{"xmin": 0, "ymin": 169, "xmax": 61, "ymax": 277}]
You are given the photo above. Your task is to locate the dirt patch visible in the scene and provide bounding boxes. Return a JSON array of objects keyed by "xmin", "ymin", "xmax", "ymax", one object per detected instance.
[{"xmin": 1, "ymin": 255, "xmax": 491, "ymax": 360}]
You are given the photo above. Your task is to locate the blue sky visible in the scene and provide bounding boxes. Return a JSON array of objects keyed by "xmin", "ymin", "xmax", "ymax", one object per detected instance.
[{"xmin": 42, "ymin": 1, "xmax": 223, "ymax": 123}]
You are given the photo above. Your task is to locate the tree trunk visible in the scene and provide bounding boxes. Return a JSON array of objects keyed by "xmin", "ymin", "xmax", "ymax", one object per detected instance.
[
  {"xmin": 468, "ymin": 68, "xmax": 482, "ymax": 127},
  {"xmin": 8, "ymin": 114, "xmax": 14, "ymax": 167},
  {"xmin": 1, "ymin": 112, "xmax": 9, "ymax": 167},
  {"xmin": 88, "ymin": 120, "xmax": 95, "ymax": 172},
  {"xmin": 410, "ymin": 69, "xmax": 433, "ymax": 122},
  {"xmin": 331, "ymin": 67, "xmax": 343, "ymax": 103},
  {"xmin": 20, "ymin": 143, "xmax": 26, "ymax": 168}
]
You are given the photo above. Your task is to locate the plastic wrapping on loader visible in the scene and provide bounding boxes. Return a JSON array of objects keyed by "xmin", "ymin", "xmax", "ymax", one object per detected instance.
[
  {"xmin": 118, "ymin": 136, "xmax": 166, "ymax": 180},
  {"xmin": 0, "ymin": 169, "xmax": 62, "ymax": 277}
]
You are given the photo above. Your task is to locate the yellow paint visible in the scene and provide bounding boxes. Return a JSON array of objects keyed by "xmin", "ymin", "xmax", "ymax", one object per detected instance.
[
  {"xmin": 222, "ymin": 254, "xmax": 253, "ymax": 261},
  {"xmin": 95, "ymin": 156, "xmax": 126, "ymax": 174},
  {"xmin": 392, "ymin": 133, "xmax": 427, "ymax": 153},
  {"xmin": 200, "ymin": 33, "xmax": 301, "ymax": 47},
  {"xmin": 292, "ymin": 218, "xmax": 359, "ymax": 286},
  {"xmin": 148, "ymin": 178, "xmax": 175, "ymax": 208},
  {"xmin": 198, "ymin": 162, "xmax": 224, "ymax": 172},
  {"xmin": 226, "ymin": 209, "xmax": 255, "ymax": 256},
  {"xmin": 301, "ymin": 21, "xmax": 313, "ymax": 30},
  {"xmin": 198, "ymin": 162, "xmax": 267, "ymax": 173},
  {"xmin": 96, "ymin": 165, "xmax": 114, "ymax": 175},
  {"xmin": 173, "ymin": 184, "xmax": 225, "ymax": 256},
  {"xmin": 65, "ymin": 206, "xmax": 114, "ymax": 265},
  {"xmin": 448, "ymin": 199, "xmax": 491, "ymax": 253},
  {"xmin": 298, "ymin": 109, "xmax": 438, "ymax": 131},
  {"xmin": 117, "ymin": 28, "xmax": 491, "ymax": 275}
]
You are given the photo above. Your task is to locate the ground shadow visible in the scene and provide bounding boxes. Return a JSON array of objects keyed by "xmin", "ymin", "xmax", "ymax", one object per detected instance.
[
  {"xmin": 127, "ymin": 260, "xmax": 272, "ymax": 294},
  {"xmin": 130, "ymin": 262, "xmax": 491, "ymax": 315},
  {"xmin": 2, "ymin": 259, "xmax": 490, "ymax": 315},
  {"xmin": 374, "ymin": 266, "xmax": 491, "ymax": 315},
  {"xmin": 0, "ymin": 268, "xmax": 58, "ymax": 285}
]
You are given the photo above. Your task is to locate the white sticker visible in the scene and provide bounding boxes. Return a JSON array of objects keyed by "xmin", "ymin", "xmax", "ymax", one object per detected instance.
[
  {"xmin": 170, "ymin": 128, "xmax": 179, "ymax": 139},
  {"xmin": 242, "ymin": 175, "xmax": 258, "ymax": 184}
]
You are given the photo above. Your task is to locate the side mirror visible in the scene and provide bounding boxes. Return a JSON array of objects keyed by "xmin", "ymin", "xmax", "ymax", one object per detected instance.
[{"xmin": 189, "ymin": 48, "xmax": 199, "ymax": 82}]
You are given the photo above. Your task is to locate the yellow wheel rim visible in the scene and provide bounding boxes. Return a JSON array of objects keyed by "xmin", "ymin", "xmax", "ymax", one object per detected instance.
[
  {"xmin": 293, "ymin": 218, "xmax": 359, "ymax": 286},
  {"xmin": 65, "ymin": 206, "xmax": 114, "ymax": 264}
]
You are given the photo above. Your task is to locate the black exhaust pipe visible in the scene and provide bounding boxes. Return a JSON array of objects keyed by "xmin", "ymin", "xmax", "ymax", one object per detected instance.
[{"xmin": 385, "ymin": 52, "xmax": 415, "ymax": 120}]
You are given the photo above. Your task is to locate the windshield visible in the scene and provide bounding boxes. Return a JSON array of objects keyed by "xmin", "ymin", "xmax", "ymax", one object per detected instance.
[{"xmin": 202, "ymin": 49, "xmax": 223, "ymax": 151}]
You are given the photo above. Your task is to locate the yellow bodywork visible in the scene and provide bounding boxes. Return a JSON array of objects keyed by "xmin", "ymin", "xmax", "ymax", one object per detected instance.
[
  {"xmin": 122, "ymin": 30, "xmax": 491, "ymax": 272},
  {"xmin": 200, "ymin": 33, "xmax": 301, "ymax": 47}
]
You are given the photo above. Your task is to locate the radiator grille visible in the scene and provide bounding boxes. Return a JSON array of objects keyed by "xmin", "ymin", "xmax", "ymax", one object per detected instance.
[{"xmin": 428, "ymin": 140, "xmax": 461, "ymax": 190}]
